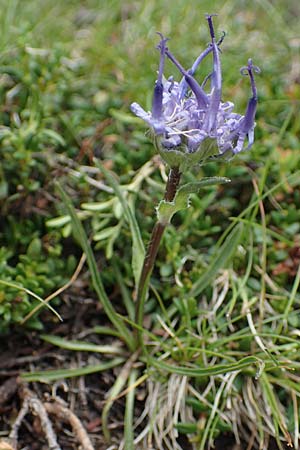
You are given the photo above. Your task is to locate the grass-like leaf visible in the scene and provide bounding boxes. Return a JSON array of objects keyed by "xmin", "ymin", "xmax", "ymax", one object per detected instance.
[
  {"xmin": 21, "ymin": 357, "xmax": 125, "ymax": 382},
  {"xmin": 94, "ymin": 159, "xmax": 145, "ymax": 288},
  {"xmin": 189, "ymin": 223, "xmax": 244, "ymax": 297},
  {"xmin": 113, "ymin": 258, "xmax": 135, "ymax": 320},
  {"xmin": 124, "ymin": 369, "xmax": 138, "ymax": 450},
  {"xmin": 57, "ymin": 183, "xmax": 135, "ymax": 351},
  {"xmin": 101, "ymin": 354, "xmax": 138, "ymax": 442},
  {"xmin": 260, "ymin": 372, "xmax": 293, "ymax": 448},
  {"xmin": 148, "ymin": 355, "xmax": 259, "ymax": 377},
  {"xmin": 41, "ymin": 334, "xmax": 124, "ymax": 355},
  {"xmin": 281, "ymin": 263, "xmax": 300, "ymax": 329}
]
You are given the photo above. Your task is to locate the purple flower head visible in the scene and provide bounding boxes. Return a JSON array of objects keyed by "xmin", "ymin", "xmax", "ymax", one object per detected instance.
[{"xmin": 131, "ymin": 15, "xmax": 260, "ymax": 170}]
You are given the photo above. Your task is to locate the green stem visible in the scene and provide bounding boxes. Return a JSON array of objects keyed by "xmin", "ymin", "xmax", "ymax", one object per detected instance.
[{"xmin": 135, "ymin": 166, "xmax": 181, "ymax": 337}]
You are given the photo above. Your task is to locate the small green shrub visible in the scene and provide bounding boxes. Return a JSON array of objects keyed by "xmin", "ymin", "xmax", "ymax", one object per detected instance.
[{"xmin": 0, "ymin": 236, "xmax": 76, "ymax": 333}]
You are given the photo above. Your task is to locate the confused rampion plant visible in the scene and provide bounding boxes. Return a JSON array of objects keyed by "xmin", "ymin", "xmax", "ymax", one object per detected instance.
[
  {"xmin": 45, "ymin": 14, "xmax": 262, "ymax": 449},
  {"xmin": 131, "ymin": 14, "xmax": 260, "ymax": 332}
]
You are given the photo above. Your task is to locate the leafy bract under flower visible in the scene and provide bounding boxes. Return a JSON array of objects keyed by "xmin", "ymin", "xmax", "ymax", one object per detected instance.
[{"xmin": 131, "ymin": 15, "xmax": 260, "ymax": 170}]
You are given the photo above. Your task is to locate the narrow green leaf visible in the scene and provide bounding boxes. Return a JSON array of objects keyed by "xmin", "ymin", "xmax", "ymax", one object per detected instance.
[
  {"xmin": 113, "ymin": 258, "xmax": 135, "ymax": 320},
  {"xmin": 94, "ymin": 160, "xmax": 145, "ymax": 288},
  {"xmin": 190, "ymin": 223, "xmax": 244, "ymax": 297},
  {"xmin": 148, "ymin": 355, "xmax": 258, "ymax": 377},
  {"xmin": 21, "ymin": 357, "xmax": 125, "ymax": 382},
  {"xmin": 46, "ymin": 214, "xmax": 71, "ymax": 228},
  {"xmin": 268, "ymin": 375, "xmax": 300, "ymax": 396},
  {"xmin": 186, "ymin": 396, "xmax": 208, "ymax": 413},
  {"xmin": 281, "ymin": 263, "xmax": 300, "ymax": 330},
  {"xmin": 56, "ymin": 183, "xmax": 134, "ymax": 351},
  {"xmin": 175, "ymin": 422, "xmax": 198, "ymax": 434},
  {"xmin": 92, "ymin": 325, "xmax": 123, "ymax": 338},
  {"xmin": 46, "ymin": 210, "xmax": 90, "ymax": 228},
  {"xmin": 81, "ymin": 198, "xmax": 115, "ymax": 211},
  {"xmin": 41, "ymin": 335, "xmax": 124, "ymax": 355},
  {"xmin": 102, "ymin": 365, "xmax": 130, "ymax": 442},
  {"xmin": 124, "ymin": 369, "xmax": 138, "ymax": 450},
  {"xmin": 93, "ymin": 225, "xmax": 120, "ymax": 241},
  {"xmin": 105, "ymin": 223, "xmax": 122, "ymax": 259},
  {"xmin": 260, "ymin": 372, "xmax": 292, "ymax": 446},
  {"xmin": 231, "ymin": 216, "xmax": 294, "ymax": 246}
]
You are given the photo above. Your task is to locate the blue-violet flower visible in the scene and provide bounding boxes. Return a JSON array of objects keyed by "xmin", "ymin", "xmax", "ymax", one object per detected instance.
[{"xmin": 131, "ymin": 15, "xmax": 260, "ymax": 171}]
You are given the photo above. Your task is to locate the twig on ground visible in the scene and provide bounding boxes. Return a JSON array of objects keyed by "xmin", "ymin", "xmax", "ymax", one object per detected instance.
[
  {"xmin": 45, "ymin": 398, "xmax": 95, "ymax": 450},
  {"xmin": 0, "ymin": 352, "xmax": 66, "ymax": 370},
  {"xmin": 9, "ymin": 385, "xmax": 61, "ymax": 450},
  {"xmin": 1, "ymin": 380, "xmax": 94, "ymax": 450}
]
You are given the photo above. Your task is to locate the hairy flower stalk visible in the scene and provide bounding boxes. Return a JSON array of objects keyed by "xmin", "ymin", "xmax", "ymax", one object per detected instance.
[{"xmin": 132, "ymin": 15, "xmax": 259, "ymax": 334}]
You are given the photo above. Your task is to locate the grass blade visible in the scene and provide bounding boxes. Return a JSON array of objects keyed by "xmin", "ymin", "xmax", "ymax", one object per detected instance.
[
  {"xmin": 41, "ymin": 334, "xmax": 124, "ymax": 355},
  {"xmin": 102, "ymin": 352, "xmax": 138, "ymax": 442},
  {"xmin": 95, "ymin": 159, "xmax": 145, "ymax": 288},
  {"xmin": 21, "ymin": 357, "xmax": 125, "ymax": 382},
  {"xmin": 260, "ymin": 372, "xmax": 293, "ymax": 448},
  {"xmin": 189, "ymin": 223, "xmax": 244, "ymax": 297},
  {"xmin": 281, "ymin": 262, "xmax": 300, "ymax": 329},
  {"xmin": 124, "ymin": 369, "xmax": 138, "ymax": 450},
  {"xmin": 112, "ymin": 257, "xmax": 135, "ymax": 321},
  {"xmin": 0, "ymin": 279, "xmax": 62, "ymax": 322},
  {"xmin": 57, "ymin": 183, "xmax": 134, "ymax": 351},
  {"xmin": 148, "ymin": 355, "xmax": 259, "ymax": 377}
]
